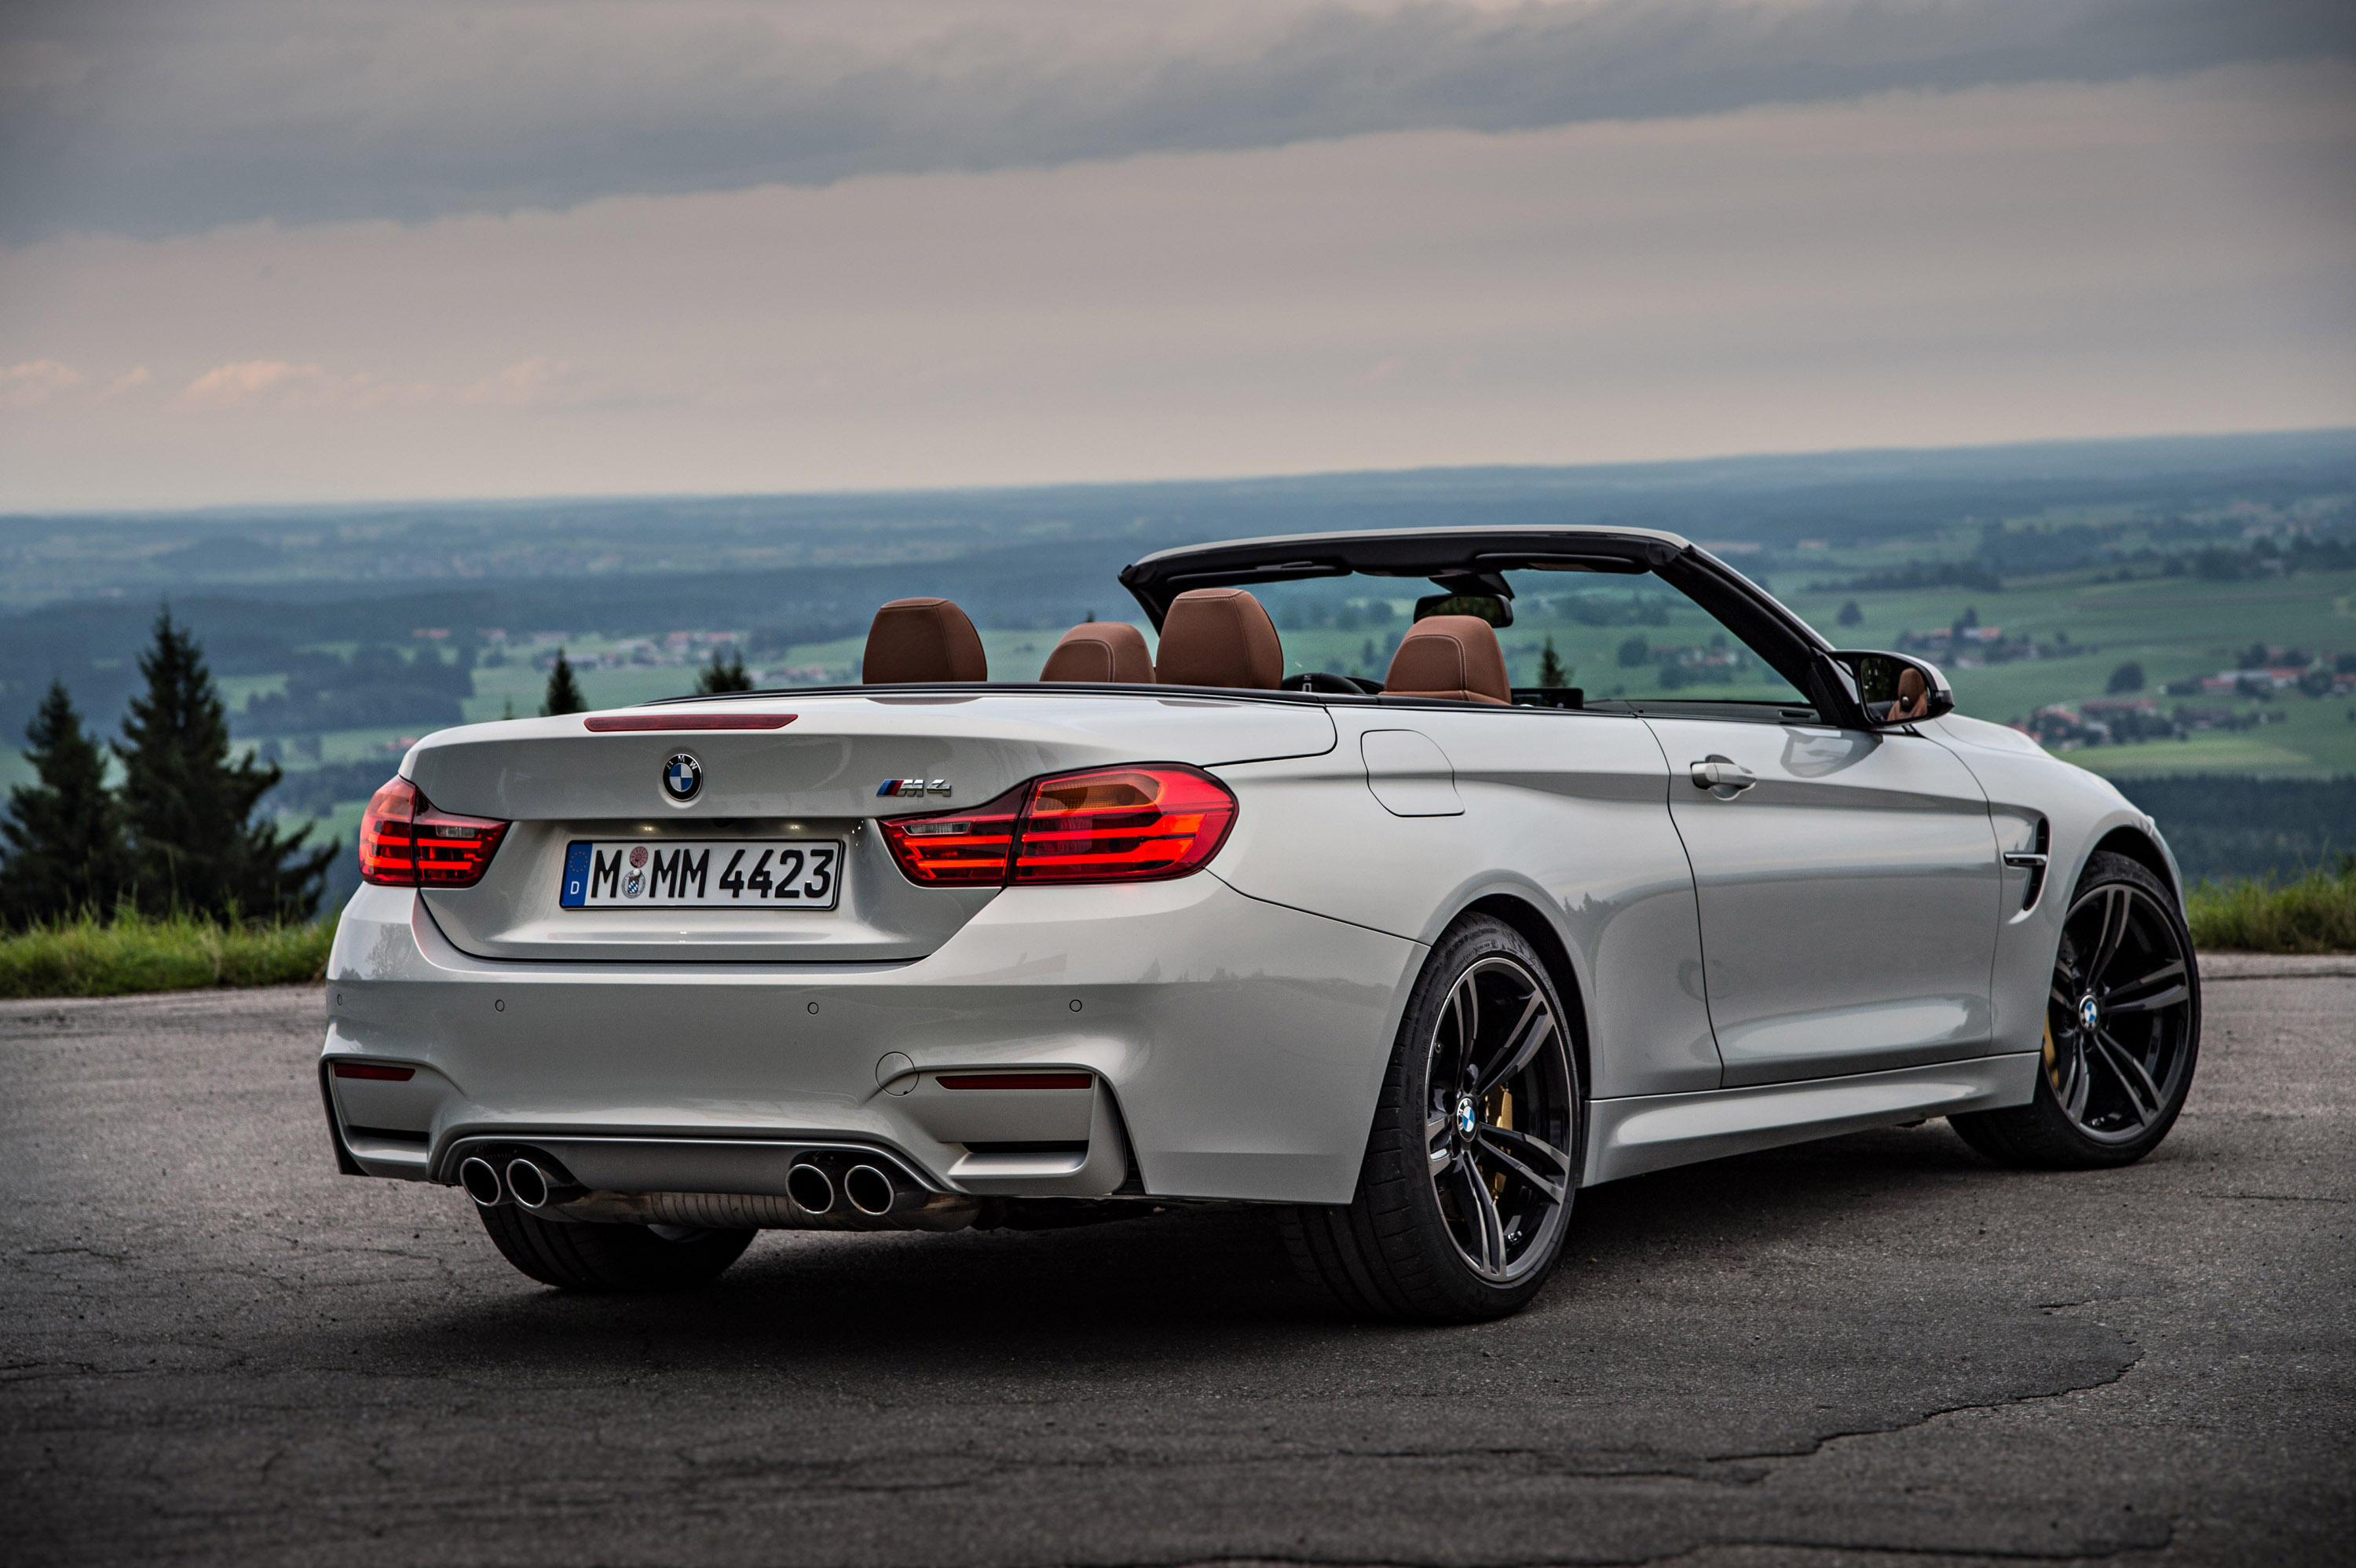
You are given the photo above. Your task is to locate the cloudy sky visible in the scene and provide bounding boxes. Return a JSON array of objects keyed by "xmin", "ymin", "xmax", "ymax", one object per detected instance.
[{"xmin": 2, "ymin": 0, "xmax": 2352, "ymax": 509}]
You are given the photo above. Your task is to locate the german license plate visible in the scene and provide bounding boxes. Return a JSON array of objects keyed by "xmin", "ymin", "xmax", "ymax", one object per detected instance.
[{"xmin": 559, "ymin": 840, "xmax": 843, "ymax": 910}]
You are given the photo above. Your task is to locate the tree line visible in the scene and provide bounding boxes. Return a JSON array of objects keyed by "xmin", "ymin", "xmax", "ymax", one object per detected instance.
[
  {"xmin": 1, "ymin": 610, "xmax": 334, "ymax": 930},
  {"xmin": 1, "ymin": 619, "xmax": 757, "ymax": 931}
]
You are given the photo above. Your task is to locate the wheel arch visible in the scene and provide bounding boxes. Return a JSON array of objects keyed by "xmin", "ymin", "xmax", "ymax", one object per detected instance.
[
  {"xmin": 2087, "ymin": 824, "xmax": 2182, "ymax": 907},
  {"xmin": 1460, "ymin": 893, "xmax": 1593, "ymax": 1108}
]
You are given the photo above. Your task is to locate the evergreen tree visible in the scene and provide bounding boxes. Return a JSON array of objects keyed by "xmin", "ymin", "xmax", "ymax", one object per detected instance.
[
  {"xmin": 695, "ymin": 646, "xmax": 753, "ymax": 694},
  {"xmin": 116, "ymin": 609, "xmax": 331, "ymax": 921},
  {"xmin": 0, "ymin": 679, "xmax": 130, "ymax": 927},
  {"xmin": 542, "ymin": 649, "xmax": 587, "ymax": 715},
  {"xmin": 1537, "ymin": 638, "xmax": 1570, "ymax": 689}
]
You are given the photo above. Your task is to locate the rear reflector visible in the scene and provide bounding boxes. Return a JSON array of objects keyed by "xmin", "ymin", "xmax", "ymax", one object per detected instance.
[
  {"xmin": 937, "ymin": 1073, "xmax": 1095, "ymax": 1091},
  {"xmin": 359, "ymin": 777, "xmax": 510, "ymax": 888},
  {"xmin": 583, "ymin": 714, "xmax": 796, "ymax": 732},
  {"xmin": 880, "ymin": 764, "xmax": 1237, "ymax": 888},
  {"xmin": 331, "ymin": 1062, "xmax": 417, "ymax": 1081}
]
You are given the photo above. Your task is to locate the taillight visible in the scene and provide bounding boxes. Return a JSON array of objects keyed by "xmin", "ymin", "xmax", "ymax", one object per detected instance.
[
  {"xmin": 876, "ymin": 784, "xmax": 1027, "ymax": 886},
  {"xmin": 1013, "ymin": 766, "xmax": 1237, "ymax": 883},
  {"xmin": 879, "ymin": 765, "xmax": 1236, "ymax": 888},
  {"xmin": 358, "ymin": 777, "xmax": 510, "ymax": 888}
]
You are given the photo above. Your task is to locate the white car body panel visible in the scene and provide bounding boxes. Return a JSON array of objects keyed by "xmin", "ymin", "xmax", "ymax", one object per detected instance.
[{"xmin": 320, "ymin": 525, "xmax": 2187, "ymax": 1220}]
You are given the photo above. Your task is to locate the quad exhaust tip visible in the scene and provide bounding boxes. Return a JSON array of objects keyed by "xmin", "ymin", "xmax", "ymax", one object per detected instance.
[
  {"xmin": 505, "ymin": 1158, "xmax": 554, "ymax": 1210},
  {"xmin": 458, "ymin": 1156, "xmax": 503, "ymax": 1208},
  {"xmin": 843, "ymin": 1164, "xmax": 898, "ymax": 1217},
  {"xmin": 785, "ymin": 1161, "xmax": 836, "ymax": 1215}
]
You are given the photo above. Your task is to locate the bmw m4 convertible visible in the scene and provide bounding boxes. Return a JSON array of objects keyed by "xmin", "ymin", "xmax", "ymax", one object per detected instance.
[{"xmin": 322, "ymin": 525, "xmax": 2200, "ymax": 1321}]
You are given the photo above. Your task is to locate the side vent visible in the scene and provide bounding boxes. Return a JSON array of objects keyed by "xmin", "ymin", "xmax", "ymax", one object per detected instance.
[{"xmin": 2003, "ymin": 817, "xmax": 2051, "ymax": 912}]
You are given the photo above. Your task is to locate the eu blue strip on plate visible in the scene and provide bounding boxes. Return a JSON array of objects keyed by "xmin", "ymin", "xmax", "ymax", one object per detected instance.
[{"xmin": 560, "ymin": 842, "xmax": 591, "ymax": 908}]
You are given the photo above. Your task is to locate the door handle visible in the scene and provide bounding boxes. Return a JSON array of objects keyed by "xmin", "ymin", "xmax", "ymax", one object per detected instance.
[{"xmin": 1689, "ymin": 758, "xmax": 1756, "ymax": 793}]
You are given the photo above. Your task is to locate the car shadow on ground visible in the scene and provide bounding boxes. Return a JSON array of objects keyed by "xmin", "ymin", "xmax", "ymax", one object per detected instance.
[{"xmin": 359, "ymin": 1120, "xmax": 2020, "ymax": 1378}]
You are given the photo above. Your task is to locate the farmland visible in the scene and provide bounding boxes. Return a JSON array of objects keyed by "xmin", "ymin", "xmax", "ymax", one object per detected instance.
[{"xmin": 5, "ymin": 431, "xmax": 2354, "ymax": 893}]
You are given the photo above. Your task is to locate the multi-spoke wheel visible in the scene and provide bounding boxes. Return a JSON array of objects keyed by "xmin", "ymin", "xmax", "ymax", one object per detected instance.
[
  {"xmin": 1952, "ymin": 850, "xmax": 2200, "ymax": 1169},
  {"xmin": 1283, "ymin": 915, "xmax": 1582, "ymax": 1321}
]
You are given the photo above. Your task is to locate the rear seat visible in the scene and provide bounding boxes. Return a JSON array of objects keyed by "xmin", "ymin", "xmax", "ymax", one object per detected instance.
[
  {"xmin": 862, "ymin": 598, "xmax": 987, "ymax": 683},
  {"xmin": 1154, "ymin": 588, "xmax": 1283, "ymax": 689},
  {"xmin": 1383, "ymin": 615, "xmax": 1510, "ymax": 704},
  {"xmin": 1040, "ymin": 621, "xmax": 1155, "ymax": 683}
]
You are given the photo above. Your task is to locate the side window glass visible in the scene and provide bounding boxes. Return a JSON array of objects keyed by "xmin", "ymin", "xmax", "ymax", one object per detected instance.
[{"xmin": 1498, "ymin": 571, "xmax": 1811, "ymax": 708}]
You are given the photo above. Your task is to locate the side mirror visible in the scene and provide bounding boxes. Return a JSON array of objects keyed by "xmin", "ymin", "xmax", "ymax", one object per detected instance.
[{"xmin": 1829, "ymin": 650, "xmax": 1954, "ymax": 726}]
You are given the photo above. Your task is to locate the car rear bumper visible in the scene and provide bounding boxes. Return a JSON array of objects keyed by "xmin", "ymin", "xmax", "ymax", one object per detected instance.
[{"xmin": 321, "ymin": 875, "xmax": 1421, "ymax": 1205}]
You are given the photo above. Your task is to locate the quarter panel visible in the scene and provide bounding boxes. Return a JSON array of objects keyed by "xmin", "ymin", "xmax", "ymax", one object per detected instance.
[{"xmin": 1210, "ymin": 706, "xmax": 1720, "ymax": 1097}]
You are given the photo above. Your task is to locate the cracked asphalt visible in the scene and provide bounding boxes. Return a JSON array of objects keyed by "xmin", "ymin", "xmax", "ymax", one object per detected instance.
[{"xmin": 2, "ymin": 969, "xmax": 2351, "ymax": 1567}]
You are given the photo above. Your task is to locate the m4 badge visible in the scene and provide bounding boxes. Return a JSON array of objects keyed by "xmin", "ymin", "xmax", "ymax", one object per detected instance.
[{"xmin": 876, "ymin": 779, "xmax": 952, "ymax": 798}]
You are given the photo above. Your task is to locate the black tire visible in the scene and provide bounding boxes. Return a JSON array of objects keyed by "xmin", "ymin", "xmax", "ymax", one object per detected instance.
[
  {"xmin": 1283, "ymin": 915, "xmax": 1583, "ymax": 1323},
  {"xmin": 1951, "ymin": 850, "xmax": 2201, "ymax": 1170},
  {"xmin": 476, "ymin": 1203, "xmax": 755, "ymax": 1292}
]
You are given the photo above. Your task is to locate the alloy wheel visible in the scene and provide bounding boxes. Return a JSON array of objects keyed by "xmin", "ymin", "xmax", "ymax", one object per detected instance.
[
  {"xmin": 1422, "ymin": 955, "xmax": 1576, "ymax": 1282},
  {"xmin": 2047, "ymin": 879, "xmax": 2197, "ymax": 1144}
]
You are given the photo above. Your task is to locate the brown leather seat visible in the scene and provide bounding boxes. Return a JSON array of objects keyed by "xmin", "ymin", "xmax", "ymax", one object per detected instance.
[
  {"xmin": 1154, "ymin": 588, "xmax": 1283, "ymax": 689},
  {"xmin": 862, "ymin": 598, "xmax": 987, "ymax": 684},
  {"xmin": 1040, "ymin": 621, "xmax": 1155, "ymax": 684},
  {"xmin": 1384, "ymin": 615, "xmax": 1511, "ymax": 704}
]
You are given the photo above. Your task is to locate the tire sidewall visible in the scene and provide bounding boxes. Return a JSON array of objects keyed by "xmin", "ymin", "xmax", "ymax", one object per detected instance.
[
  {"xmin": 2027, "ymin": 850, "xmax": 2201, "ymax": 1164},
  {"xmin": 1374, "ymin": 916, "xmax": 1583, "ymax": 1317}
]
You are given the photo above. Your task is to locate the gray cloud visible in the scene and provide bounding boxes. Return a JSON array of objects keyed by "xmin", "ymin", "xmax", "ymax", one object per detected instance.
[{"xmin": 2, "ymin": 0, "xmax": 2351, "ymax": 241}]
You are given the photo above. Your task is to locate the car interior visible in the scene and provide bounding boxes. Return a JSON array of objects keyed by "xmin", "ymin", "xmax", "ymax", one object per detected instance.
[{"xmin": 859, "ymin": 585, "xmax": 1531, "ymax": 705}]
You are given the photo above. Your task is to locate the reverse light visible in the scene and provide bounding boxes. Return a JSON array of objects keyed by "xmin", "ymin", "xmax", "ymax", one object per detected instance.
[
  {"xmin": 879, "ymin": 765, "xmax": 1237, "ymax": 888},
  {"xmin": 358, "ymin": 777, "xmax": 510, "ymax": 888}
]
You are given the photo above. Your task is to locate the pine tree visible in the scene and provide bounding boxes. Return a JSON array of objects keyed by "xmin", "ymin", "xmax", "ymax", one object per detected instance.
[
  {"xmin": 115, "ymin": 609, "xmax": 332, "ymax": 921},
  {"xmin": 0, "ymin": 679, "xmax": 130, "ymax": 927},
  {"xmin": 695, "ymin": 646, "xmax": 753, "ymax": 694},
  {"xmin": 1537, "ymin": 637, "xmax": 1570, "ymax": 689},
  {"xmin": 542, "ymin": 649, "xmax": 587, "ymax": 715}
]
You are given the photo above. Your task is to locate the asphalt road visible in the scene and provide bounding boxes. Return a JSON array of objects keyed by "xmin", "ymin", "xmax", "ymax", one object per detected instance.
[{"xmin": 3, "ymin": 968, "xmax": 2351, "ymax": 1567}]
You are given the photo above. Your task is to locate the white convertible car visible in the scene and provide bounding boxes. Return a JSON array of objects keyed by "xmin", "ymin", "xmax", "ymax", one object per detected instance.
[{"xmin": 321, "ymin": 526, "xmax": 2199, "ymax": 1320}]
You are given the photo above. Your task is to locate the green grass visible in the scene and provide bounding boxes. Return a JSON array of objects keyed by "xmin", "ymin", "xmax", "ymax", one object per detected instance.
[
  {"xmin": 0, "ymin": 911, "xmax": 334, "ymax": 1000},
  {"xmin": 2186, "ymin": 865, "xmax": 2356, "ymax": 953}
]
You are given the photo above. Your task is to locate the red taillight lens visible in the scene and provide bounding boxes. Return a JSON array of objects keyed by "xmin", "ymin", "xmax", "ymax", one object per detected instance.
[
  {"xmin": 879, "ymin": 765, "xmax": 1236, "ymax": 888},
  {"xmin": 1012, "ymin": 766, "xmax": 1237, "ymax": 883},
  {"xmin": 357, "ymin": 777, "xmax": 510, "ymax": 888},
  {"xmin": 877, "ymin": 784, "xmax": 1027, "ymax": 886}
]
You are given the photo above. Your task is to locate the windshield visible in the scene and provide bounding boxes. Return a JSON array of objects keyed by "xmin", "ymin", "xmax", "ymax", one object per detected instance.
[{"xmin": 1248, "ymin": 567, "xmax": 1812, "ymax": 707}]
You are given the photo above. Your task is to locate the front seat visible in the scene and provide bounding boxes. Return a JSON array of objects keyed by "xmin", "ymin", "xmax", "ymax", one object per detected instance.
[
  {"xmin": 1384, "ymin": 615, "xmax": 1511, "ymax": 704},
  {"xmin": 1040, "ymin": 621, "xmax": 1155, "ymax": 683},
  {"xmin": 863, "ymin": 598, "xmax": 987, "ymax": 684},
  {"xmin": 1154, "ymin": 588, "xmax": 1283, "ymax": 689}
]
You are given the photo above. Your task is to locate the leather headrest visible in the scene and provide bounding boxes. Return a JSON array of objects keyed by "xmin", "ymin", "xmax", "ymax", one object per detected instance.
[
  {"xmin": 1385, "ymin": 616, "xmax": 1511, "ymax": 704},
  {"xmin": 863, "ymin": 598, "xmax": 987, "ymax": 684},
  {"xmin": 1154, "ymin": 588, "xmax": 1284, "ymax": 689},
  {"xmin": 1040, "ymin": 621, "xmax": 1154, "ymax": 684}
]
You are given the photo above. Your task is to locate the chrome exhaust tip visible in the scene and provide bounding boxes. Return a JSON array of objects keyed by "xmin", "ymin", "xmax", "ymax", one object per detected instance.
[
  {"xmin": 785, "ymin": 1161, "xmax": 837, "ymax": 1215},
  {"xmin": 843, "ymin": 1164, "xmax": 898, "ymax": 1218},
  {"xmin": 458, "ymin": 1155, "xmax": 504, "ymax": 1207},
  {"xmin": 505, "ymin": 1158, "xmax": 555, "ymax": 1210}
]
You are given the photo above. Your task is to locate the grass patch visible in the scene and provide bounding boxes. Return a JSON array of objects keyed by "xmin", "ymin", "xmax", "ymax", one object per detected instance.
[
  {"xmin": 2187, "ymin": 864, "xmax": 2356, "ymax": 953},
  {"xmin": 0, "ymin": 911, "xmax": 333, "ymax": 1000}
]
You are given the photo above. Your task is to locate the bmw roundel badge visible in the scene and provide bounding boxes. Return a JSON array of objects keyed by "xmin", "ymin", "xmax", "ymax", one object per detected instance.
[{"xmin": 662, "ymin": 751, "xmax": 702, "ymax": 803}]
